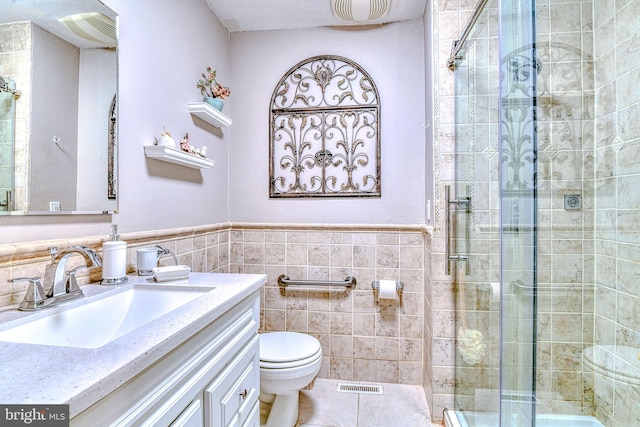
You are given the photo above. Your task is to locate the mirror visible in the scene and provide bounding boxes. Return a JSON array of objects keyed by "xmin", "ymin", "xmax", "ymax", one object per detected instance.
[{"xmin": 0, "ymin": 0, "xmax": 118, "ymax": 215}]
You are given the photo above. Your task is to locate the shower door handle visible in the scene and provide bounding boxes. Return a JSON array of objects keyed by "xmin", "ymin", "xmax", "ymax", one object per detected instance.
[{"xmin": 445, "ymin": 185, "xmax": 470, "ymax": 275}]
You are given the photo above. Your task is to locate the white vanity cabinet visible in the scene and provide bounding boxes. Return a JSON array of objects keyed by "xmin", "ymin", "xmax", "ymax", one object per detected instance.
[{"xmin": 71, "ymin": 291, "xmax": 260, "ymax": 427}]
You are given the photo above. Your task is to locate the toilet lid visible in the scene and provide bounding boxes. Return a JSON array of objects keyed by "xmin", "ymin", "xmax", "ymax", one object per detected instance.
[{"xmin": 260, "ymin": 332, "xmax": 321, "ymax": 363}]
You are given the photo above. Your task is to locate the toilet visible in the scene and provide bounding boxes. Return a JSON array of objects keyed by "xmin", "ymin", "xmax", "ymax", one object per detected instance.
[{"xmin": 259, "ymin": 331, "xmax": 322, "ymax": 427}]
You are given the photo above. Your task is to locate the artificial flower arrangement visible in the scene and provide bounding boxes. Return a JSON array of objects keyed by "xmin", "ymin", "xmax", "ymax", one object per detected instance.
[
  {"xmin": 156, "ymin": 128, "xmax": 207, "ymax": 158},
  {"xmin": 196, "ymin": 67, "xmax": 230, "ymax": 100},
  {"xmin": 179, "ymin": 133, "xmax": 207, "ymax": 158}
]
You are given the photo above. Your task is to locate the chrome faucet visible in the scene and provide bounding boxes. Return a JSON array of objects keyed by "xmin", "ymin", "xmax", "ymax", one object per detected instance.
[
  {"xmin": 8, "ymin": 246, "xmax": 102, "ymax": 311},
  {"xmin": 43, "ymin": 246, "xmax": 102, "ymax": 298}
]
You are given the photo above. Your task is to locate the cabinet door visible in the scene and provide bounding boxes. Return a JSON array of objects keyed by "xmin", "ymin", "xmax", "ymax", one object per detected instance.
[
  {"xmin": 170, "ymin": 398, "xmax": 204, "ymax": 427},
  {"xmin": 205, "ymin": 336, "xmax": 259, "ymax": 427},
  {"xmin": 71, "ymin": 293, "xmax": 261, "ymax": 427},
  {"xmin": 240, "ymin": 402, "xmax": 258, "ymax": 427}
]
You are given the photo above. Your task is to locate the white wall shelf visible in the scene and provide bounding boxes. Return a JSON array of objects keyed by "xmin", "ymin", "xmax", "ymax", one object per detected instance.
[
  {"xmin": 188, "ymin": 102, "xmax": 232, "ymax": 127},
  {"xmin": 144, "ymin": 145, "xmax": 214, "ymax": 169}
]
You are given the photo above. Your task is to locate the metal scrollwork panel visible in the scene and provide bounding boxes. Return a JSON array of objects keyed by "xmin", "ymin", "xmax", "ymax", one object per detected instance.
[
  {"xmin": 270, "ymin": 55, "xmax": 381, "ymax": 198},
  {"xmin": 271, "ymin": 112, "xmax": 325, "ymax": 195}
]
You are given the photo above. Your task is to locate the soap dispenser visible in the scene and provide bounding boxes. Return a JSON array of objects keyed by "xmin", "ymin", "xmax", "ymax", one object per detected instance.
[{"xmin": 101, "ymin": 224, "xmax": 128, "ymax": 285}]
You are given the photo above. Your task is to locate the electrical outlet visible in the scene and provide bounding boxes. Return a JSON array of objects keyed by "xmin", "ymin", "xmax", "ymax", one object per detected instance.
[{"xmin": 49, "ymin": 201, "xmax": 61, "ymax": 212}]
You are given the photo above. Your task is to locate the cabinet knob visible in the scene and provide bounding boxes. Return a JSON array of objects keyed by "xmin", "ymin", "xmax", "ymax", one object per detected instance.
[{"xmin": 239, "ymin": 389, "xmax": 248, "ymax": 399}]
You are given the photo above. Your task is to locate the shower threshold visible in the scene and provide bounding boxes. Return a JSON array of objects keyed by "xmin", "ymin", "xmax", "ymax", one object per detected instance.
[{"xmin": 444, "ymin": 410, "xmax": 604, "ymax": 427}]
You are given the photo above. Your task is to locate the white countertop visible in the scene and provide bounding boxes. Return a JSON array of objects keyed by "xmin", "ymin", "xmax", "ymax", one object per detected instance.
[{"xmin": 0, "ymin": 272, "xmax": 265, "ymax": 418}]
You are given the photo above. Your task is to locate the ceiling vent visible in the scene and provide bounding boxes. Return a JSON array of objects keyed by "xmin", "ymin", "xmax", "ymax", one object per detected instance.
[
  {"xmin": 58, "ymin": 12, "xmax": 116, "ymax": 46},
  {"xmin": 331, "ymin": 0, "xmax": 391, "ymax": 22}
]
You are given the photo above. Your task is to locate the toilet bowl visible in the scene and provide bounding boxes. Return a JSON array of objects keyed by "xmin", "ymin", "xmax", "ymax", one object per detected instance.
[{"xmin": 259, "ymin": 331, "xmax": 322, "ymax": 427}]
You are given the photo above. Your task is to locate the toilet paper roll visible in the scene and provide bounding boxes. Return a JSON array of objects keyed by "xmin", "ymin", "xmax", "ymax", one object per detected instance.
[{"xmin": 377, "ymin": 279, "xmax": 398, "ymax": 300}]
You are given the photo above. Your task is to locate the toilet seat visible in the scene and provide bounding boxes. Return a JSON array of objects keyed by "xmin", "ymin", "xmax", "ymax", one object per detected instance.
[
  {"xmin": 260, "ymin": 349, "xmax": 322, "ymax": 369},
  {"xmin": 260, "ymin": 332, "xmax": 322, "ymax": 369}
]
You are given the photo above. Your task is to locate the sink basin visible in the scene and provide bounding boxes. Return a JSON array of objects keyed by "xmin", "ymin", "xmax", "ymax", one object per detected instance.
[{"xmin": 0, "ymin": 284, "xmax": 211, "ymax": 348}]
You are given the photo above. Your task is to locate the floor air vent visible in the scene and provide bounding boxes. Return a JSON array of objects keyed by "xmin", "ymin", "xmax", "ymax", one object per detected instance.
[{"xmin": 337, "ymin": 383, "xmax": 384, "ymax": 394}]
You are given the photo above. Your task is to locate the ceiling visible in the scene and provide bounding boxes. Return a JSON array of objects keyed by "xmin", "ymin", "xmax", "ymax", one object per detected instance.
[
  {"xmin": 204, "ymin": 0, "xmax": 428, "ymax": 32},
  {"xmin": 0, "ymin": 0, "xmax": 427, "ymax": 47},
  {"xmin": 0, "ymin": 0, "xmax": 117, "ymax": 48}
]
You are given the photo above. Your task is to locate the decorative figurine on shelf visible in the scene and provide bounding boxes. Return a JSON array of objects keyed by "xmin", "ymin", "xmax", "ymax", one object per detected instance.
[
  {"xmin": 179, "ymin": 133, "xmax": 208, "ymax": 158},
  {"xmin": 195, "ymin": 146, "xmax": 207, "ymax": 158},
  {"xmin": 156, "ymin": 127, "xmax": 176, "ymax": 147},
  {"xmin": 196, "ymin": 67, "xmax": 230, "ymax": 112}
]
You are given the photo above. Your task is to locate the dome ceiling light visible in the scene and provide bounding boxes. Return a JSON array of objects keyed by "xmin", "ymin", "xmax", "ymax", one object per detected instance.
[{"xmin": 330, "ymin": 0, "xmax": 391, "ymax": 22}]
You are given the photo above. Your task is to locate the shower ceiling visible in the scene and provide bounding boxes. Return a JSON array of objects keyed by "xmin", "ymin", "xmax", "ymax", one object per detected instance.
[{"xmin": 205, "ymin": 0, "xmax": 427, "ymax": 32}]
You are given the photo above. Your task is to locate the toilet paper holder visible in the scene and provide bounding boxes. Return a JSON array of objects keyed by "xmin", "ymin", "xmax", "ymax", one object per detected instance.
[{"xmin": 371, "ymin": 280, "xmax": 404, "ymax": 304}]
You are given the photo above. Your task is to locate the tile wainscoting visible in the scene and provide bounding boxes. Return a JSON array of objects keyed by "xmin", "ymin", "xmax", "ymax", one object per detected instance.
[
  {"xmin": 0, "ymin": 223, "xmax": 232, "ymax": 308},
  {"xmin": 229, "ymin": 223, "xmax": 428, "ymax": 385},
  {"xmin": 0, "ymin": 223, "xmax": 435, "ymax": 389}
]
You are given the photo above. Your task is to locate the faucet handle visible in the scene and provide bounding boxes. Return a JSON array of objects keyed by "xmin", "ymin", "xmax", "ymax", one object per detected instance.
[
  {"xmin": 9, "ymin": 278, "xmax": 46, "ymax": 311},
  {"xmin": 65, "ymin": 266, "xmax": 86, "ymax": 294}
]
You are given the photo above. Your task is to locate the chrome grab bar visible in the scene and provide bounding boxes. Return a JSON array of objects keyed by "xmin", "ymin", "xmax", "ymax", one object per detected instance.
[
  {"xmin": 277, "ymin": 274, "xmax": 356, "ymax": 289},
  {"xmin": 445, "ymin": 185, "xmax": 471, "ymax": 275},
  {"xmin": 511, "ymin": 279, "xmax": 593, "ymax": 294}
]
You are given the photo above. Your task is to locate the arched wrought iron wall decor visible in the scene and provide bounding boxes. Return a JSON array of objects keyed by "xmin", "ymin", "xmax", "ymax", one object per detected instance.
[{"xmin": 269, "ymin": 55, "xmax": 381, "ymax": 198}]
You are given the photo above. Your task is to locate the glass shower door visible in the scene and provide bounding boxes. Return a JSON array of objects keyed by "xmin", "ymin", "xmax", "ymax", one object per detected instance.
[
  {"xmin": 450, "ymin": 0, "xmax": 640, "ymax": 425},
  {"xmin": 450, "ymin": 1, "xmax": 502, "ymax": 425},
  {"xmin": 496, "ymin": 0, "xmax": 538, "ymax": 424},
  {"xmin": 451, "ymin": 0, "xmax": 538, "ymax": 425}
]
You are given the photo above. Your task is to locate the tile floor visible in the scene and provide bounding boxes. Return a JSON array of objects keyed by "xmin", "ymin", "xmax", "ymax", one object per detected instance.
[{"xmin": 291, "ymin": 378, "xmax": 442, "ymax": 427}]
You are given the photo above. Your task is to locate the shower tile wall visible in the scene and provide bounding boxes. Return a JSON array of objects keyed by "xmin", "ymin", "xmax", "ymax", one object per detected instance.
[
  {"xmin": 229, "ymin": 225, "xmax": 426, "ymax": 385},
  {"xmin": 592, "ymin": 0, "xmax": 640, "ymax": 425},
  {"xmin": 423, "ymin": 229, "xmax": 455, "ymax": 422},
  {"xmin": 535, "ymin": 0, "xmax": 596, "ymax": 416},
  {"xmin": 0, "ymin": 22, "xmax": 30, "ymax": 211}
]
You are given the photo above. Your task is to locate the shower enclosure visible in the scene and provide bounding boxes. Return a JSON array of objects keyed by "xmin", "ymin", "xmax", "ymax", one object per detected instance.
[
  {"xmin": 0, "ymin": 76, "xmax": 19, "ymax": 211},
  {"xmin": 445, "ymin": 0, "xmax": 640, "ymax": 426}
]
